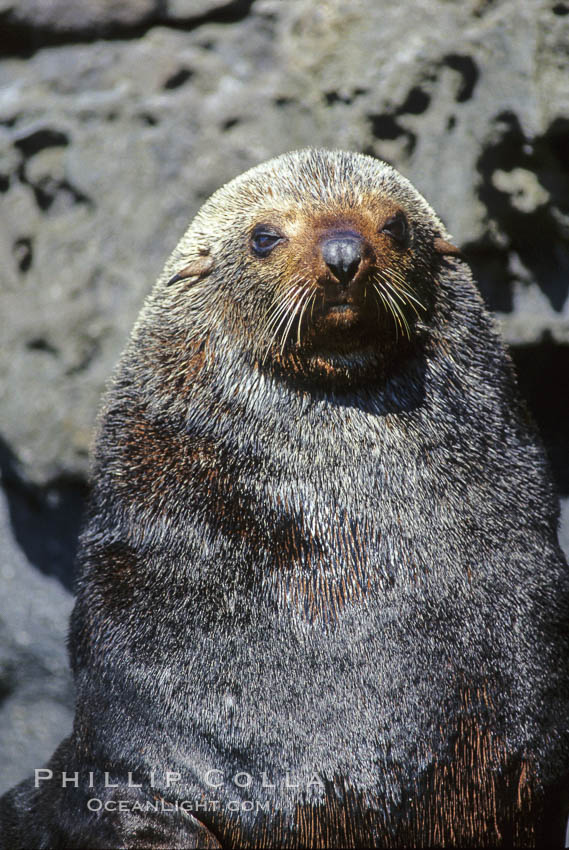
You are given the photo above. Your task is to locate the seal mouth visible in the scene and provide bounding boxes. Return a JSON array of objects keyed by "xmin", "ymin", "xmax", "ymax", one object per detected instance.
[
  {"xmin": 258, "ymin": 265, "xmax": 424, "ymax": 367},
  {"xmin": 320, "ymin": 301, "xmax": 363, "ymax": 327},
  {"xmin": 326, "ymin": 303, "xmax": 351, "ymax": 311},
  {"xmin": 316, "ymin": 276, "xmax": 370, "ymax": 324}
]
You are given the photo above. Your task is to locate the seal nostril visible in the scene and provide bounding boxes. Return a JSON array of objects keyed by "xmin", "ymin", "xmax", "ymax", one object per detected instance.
[
  {"xmin": 321, "ymin": 235, "xmax": 363, "ymax": 285},
  {"xmin": 345, "ymin": 257, "xmax": 360, "ymax": 280}
]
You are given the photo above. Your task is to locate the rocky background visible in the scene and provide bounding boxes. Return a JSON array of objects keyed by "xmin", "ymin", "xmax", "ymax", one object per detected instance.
[{"xmin": 1, "ymin": 0, "xmax": 568, "ymax": 794}]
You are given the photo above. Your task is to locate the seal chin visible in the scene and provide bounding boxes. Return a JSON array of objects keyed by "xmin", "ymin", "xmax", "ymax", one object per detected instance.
[{"xmin": 302, "ymin": 346, "xmax": 384, "ymax": 384}]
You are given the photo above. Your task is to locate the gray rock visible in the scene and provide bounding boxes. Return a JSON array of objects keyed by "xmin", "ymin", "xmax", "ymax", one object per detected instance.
[
  {"xmin": 166, "ymin": 0, "xmax": 251, "ymax": 21},
  {"xmin": 0, "ymin": 0, "xmax": 258, "ymax": 40},
  {"xmin": 0, "ymin": 485, "xmax": 74, "ymax": 794},
  {"xmin": 0, "ymin": 0, "xmax": 160, "ymax": 35}
]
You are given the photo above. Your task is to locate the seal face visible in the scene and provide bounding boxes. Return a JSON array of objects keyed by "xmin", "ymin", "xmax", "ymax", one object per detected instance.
[
  {"xmin": 1, "ymin": 149, "xmax": 568, "ymax": 849},
  {"xmin": 163, "ymin": 149, "xmax": 459, "ymax": 390}
]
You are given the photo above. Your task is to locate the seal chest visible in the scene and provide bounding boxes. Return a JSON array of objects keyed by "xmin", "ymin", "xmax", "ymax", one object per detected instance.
[{"xmin": 1, "ymin": 149, "xmax": 568, "ymax": 849}]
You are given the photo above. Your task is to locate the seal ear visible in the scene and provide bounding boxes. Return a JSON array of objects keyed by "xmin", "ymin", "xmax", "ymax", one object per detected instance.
[
  {"xmin": 167, "ymin": 255, "xmax": 214, "ymax": 286},
  {"xmin": 434, "ymin": 237, "xmax": 461, "ymax": 257}
]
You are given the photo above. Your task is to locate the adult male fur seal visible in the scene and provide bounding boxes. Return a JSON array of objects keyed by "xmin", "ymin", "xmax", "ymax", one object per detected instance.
[{"xmin": 1, "ymin": 149, "xmax": 568, "ymax": 848}]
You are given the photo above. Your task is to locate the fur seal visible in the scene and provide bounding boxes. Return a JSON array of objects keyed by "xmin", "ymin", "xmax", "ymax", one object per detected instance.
[{"xmin": 1, "ymin": 148, "xmax": 569, "ymax": 848}]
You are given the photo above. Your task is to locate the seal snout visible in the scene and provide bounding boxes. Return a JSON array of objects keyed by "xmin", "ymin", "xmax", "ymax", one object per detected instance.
[{"xmin": 321, "ymin": 231, "xmax": 363, "ymax": 289}]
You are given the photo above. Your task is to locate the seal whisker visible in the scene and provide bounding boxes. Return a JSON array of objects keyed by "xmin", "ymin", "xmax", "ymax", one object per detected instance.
[
  {"xmin": 376, "ymin": 273, "xmax": 413, "ymax": 337},
  {"xmin": 263, "ymin": 280, "xmax": 306, "ymax": 339},
  {"xmin": 383, "ymin": 267, "xmax": 426, "ymax": 314},
  {"xmin": 385, "ymin": 278, "xmax": 425, "ymax": 314},
  {"xmin": 263, "ymin": 291, "xmax": 298, "ymax": 341},
  {"xmin": 261, "ymin": 283, "xmax": 307, "ymax": 363},
  {"xmin": 372, "ymin": 282, "xmax": 401, "ymax": 339},
  {"xmin": 260, "ymin": 272, "xmax": 306, "ymax": 326},
  {"xmin": 262, "ymin": 301, "xmax": 300, "ymax": 363},
  {"xmin": 310, "ymin": 290, "xmax": 318, "ymax": 322},
  {"xmin": 373, "ymin": 276, "xmax": 409, "ymax": 338},
  {"xmin": 386, "ymin": 289, "xmax": 410, "ymax": 338},
  {"xmin": 280, "ymin": 283, "xmax": 311, "ymax": 354},
  {"xmin": 368, "ymin": 281, "xmax": 383, "ymax": 323},
  {"xmin": 296, "ymin": 285, "xmax": 318, "ymax": 346},
  {"xmin": 376, "ymin": 271, "xmax": 411, "ymax": 308}
]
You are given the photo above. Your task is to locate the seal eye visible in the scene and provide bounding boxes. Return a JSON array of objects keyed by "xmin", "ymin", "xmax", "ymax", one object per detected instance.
[
  {"xmin": 380, "ymin": 212, "xmax": 409, "ymax": 245},
  {"xmin": 250, "ymin": 226, "xmax": 285, "ymax": 258}
]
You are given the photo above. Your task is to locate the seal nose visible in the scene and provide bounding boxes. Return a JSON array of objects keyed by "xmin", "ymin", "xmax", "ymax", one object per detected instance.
[{"xmin": 321, "ymin": 234, "xmax": 363, "ymax": 286}]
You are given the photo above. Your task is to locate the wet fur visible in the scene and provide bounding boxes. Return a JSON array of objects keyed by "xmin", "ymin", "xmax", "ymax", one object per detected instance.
[{"xmin": 1, "ymin": 149, "xmax": 568, "ymax": 848}]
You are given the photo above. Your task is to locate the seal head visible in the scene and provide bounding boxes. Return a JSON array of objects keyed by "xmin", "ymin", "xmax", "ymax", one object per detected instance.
[{"xmin": 161, "ymin": 149, "xmax": 459, "ymax": 387}]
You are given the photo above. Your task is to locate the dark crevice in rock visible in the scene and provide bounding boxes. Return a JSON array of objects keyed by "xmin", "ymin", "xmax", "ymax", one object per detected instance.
[
  {"xmin": 14, "ymin": 158, "xmax": 94, "ymax": 216},
  {"xmin": 32, "ymin": 180, "xmax": 93, "ymax": 213},
  {"xmin": 324, "ymin": 88, "xmax": 368, "ymax": 106},
  {"xmin": 274, "ymin": 96, "xmax": 295, "ymax": 107},
  {"xmin": 14, "ymin": 128, "xmax": 69, "ymax": 157},
  {"xmin": 0, "ymin": 665, "xmax": 16, "ymax": 709},
  {"xmin": 221, "ymin": 117, "xmax": 240, "ymax": 130},
  {"xmin": 511, "ymin": 341, "xmax": 569, "ymax": 496},
  {"xmin": 325, "ymin": 91, "xmax": 346, "ymax": 106},
  {"xmin": 369, "ymin": 113, "xmax": 404, "ymax": 140},
  {"xmin": 0, "ymin": 0, "xmax": 256, "ymax": 58},
  {"xmin": 443, "ymin": 53, "xmax": 479, "ymax": 103},
  {"xmin": 11, "ymin": 126, "xmax": 94, "ymax": 214},
  {"xmin": 476, "ymin": 111, "xmax": 569, "ymax": 313},
  {"xmin": 368, "ymin": 112, "xmax": 416, "ymax": 155},
  {"xmin": 13, "ymin": 237, "xmax": 33, "ymax": 273},
  {"xmin": 64, "ymin": 338, "xmax": 101, "ymax": 376},
  {"xmin": 552, "ymin": 2, "xmax": 569, "ymax": 14},
  {"xmin": 163, "ymin": 68, "xmax": 194, "ymax": 91},
  {"xmin": 368, "ymin": 53, "xmax": 476, "ymax": 151},
  {"xmin": 183, "ymin": 0, "xmax": 256, "ymax": 30},
  {"xmin": 399, "ymin": 86, "xmax": 431, "ymax": 115},
  {"xmin": 472, "ymin": 0, "xmax": 499, "ymax": 17},
  {"xmin": 0, "ymin": 439, "xmax": 87, "ymax": 591},
  {"xmin": 26, "ymin": 336, "xmax": 58, "ymax": 355},
  {"xmin": 368, "ymin": 84, "xmax": 431, "ymax": 154},
  {"xmin": 137, "ymin": 112, "xmax": 159, "ymax": 126}
]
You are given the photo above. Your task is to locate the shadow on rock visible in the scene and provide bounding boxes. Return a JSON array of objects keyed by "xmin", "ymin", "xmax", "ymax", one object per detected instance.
[
  {"xmin": 511, "ymin": 339, "xmax": 569, "ymax": 497},
  {"xmin": 0, "ymin": 439, "xmax": 87, "ymax": 591},
  {"xmin": 470, "ymin": 112, "xmax": 569, "ymax": 314}
]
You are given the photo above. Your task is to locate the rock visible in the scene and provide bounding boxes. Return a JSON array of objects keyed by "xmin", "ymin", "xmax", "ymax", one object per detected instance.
[
  {"xmin": 0, "ymin": 0, "xmax": 160, "ymax": 38},
  {"xmin": 0, "ymin": 483, "xmax": 74, "ymax": 794},
  {"xmin": 492, "ymin": 167, "xmax": 550, "ymax": 215},
  {"xmin": 166, "ymin": 0, "xmax": 252, "ymax": 22},
  {"xmin": 0, "ymin": 0, "xmax": 258, "ymax": 45}
]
